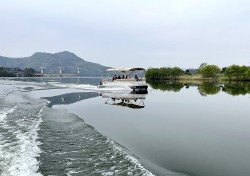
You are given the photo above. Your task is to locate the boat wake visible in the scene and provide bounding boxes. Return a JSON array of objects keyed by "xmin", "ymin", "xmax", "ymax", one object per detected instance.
[
  {"xmin": 0, "ymin": 98, "xmax": 46, "ymax": 176},
  {"xmin": 38, "ymin": 106, "xmax": 155, "ymax": 176},
  {"xmin": 0, "ymin": 80, "xmax": 156, "ymax": 176},
  {"xmin": 47, "ymin": 82, "xmax": 133, "ymax": 92}
]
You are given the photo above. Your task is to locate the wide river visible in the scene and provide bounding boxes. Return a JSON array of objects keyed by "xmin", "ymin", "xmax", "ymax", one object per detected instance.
[{"xmin": 0, "ymin": 78, "xmax": 249, "ymax": 176}]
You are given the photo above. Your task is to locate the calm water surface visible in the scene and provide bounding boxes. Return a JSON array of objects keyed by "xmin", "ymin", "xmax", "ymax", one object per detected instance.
[
  {"xmin": 1, "ymin": 78, "xmax": 249, "ymax": 176},
  {"xmin": 53, "ymin": 80, "xmax": 250, "ymax": 176}
]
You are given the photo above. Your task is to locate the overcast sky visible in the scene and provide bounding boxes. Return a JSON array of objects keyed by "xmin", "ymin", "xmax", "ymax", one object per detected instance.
[{"xmin": 0, "ymin": 0, "xmax": 250, "ymax": 68}]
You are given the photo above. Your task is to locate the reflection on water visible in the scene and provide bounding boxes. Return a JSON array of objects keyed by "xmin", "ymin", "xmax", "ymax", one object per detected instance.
[
  {"xmin": 43, "ymin": 92, "xmax": 98, "ymax": 107},
  {"xmin": 3, "ymin": 78, "xmax": 250, "ymax": 176},
  {"xmin": 223, "ymin": 82, "xmax": 250, "ymax": 96},
  {"xmin": 198, "ymin": 82, "xmax": 221, "ymax": 96},
  {"xmin": 147, "ymin": 80, "xmax": 250, "ymax": 96},
  {"xmin": 147, "ymin": 80, "xmax": 184, "ymax": 92},
  {"xmin": 99, "ymin": 92, "xmax": 147, "ymax": 109},
  {"xmin": 40, "ymin": 78, "xmax": 250, "ymax": 176}
]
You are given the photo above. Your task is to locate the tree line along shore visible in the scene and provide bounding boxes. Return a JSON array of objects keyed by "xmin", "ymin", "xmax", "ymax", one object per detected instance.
[
  {"xmin": 0, "ymin": 67, "xmax": 37, "ymax": 77},
  {"xmin": 145, "ymin": 64, "xmax": 250, "ymax": 81}
]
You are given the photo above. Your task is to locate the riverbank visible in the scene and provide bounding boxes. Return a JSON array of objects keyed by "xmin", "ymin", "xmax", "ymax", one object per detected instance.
[{"xmin": 147, "ymin": 74, "xmax": 250, "ymax": 82}]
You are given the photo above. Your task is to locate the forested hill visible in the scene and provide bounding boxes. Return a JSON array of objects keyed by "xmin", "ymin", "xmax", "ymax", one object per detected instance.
[{"xmin": 0, "ymin": 51, "xmax": 109, "ymax": 77}]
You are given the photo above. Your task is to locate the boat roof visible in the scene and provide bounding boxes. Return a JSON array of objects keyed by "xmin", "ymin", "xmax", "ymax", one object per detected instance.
[{"xmin": 107, "ymin": 68, "xmax": 145, "ymax": 72}]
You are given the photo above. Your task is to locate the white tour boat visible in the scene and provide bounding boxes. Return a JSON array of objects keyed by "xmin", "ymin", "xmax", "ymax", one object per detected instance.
[{"xmin": 98, "ymin": 68, "xmax": 148, "ymax": 93}]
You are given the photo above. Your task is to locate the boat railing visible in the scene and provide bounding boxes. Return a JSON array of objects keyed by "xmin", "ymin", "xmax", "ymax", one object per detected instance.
[{"xmin": 102, "ymin": 78, "xmax": 146, "ymax": 84}]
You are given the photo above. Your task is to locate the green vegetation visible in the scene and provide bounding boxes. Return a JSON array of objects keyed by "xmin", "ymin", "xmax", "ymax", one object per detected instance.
[
  {"xmin": 0, "ymin": 67, "xmax": 16, "ymax": 77},
  {"xmin": 24, "ymin": 68, "xmax": 36, "ymax": 77},
  {"xmin": 145, "ymin": 67, "xmax": 184, "ymax": 80},
  {"xmin": 146, "ymin": 64, "xmax": 250, "ymax": 81},
  {"xmin": 198, "ymin": 65, "xmax": 221, "ymax": 78},
  {"xmin": 0, "ymin": 67, "xmax": 38, "ymax": 77},
  {"xmin": 224, "ymin": 65, "xmax": 250, "ymax": 81}
]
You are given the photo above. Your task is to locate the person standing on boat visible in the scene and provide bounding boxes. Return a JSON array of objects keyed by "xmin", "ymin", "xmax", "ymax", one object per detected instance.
[{"xmin": 135, "ymin": 75, "xmax": 138, "ymax": 81}]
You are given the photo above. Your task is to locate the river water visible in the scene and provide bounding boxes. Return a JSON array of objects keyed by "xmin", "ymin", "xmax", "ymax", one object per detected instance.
[{"xmin": 0, "ymin": 78, "xmax": 249, "ymax": 176}]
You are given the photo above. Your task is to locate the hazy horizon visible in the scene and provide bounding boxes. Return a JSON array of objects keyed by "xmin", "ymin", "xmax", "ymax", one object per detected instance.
[{"xmin": 1, "ymin": 0, "xmax": 250, "ymax": 69}]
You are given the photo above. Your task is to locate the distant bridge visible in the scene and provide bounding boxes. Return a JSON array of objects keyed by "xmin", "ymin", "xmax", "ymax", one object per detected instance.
[
  {"xmin": 35, "ymin": 73, "xmax": 79, "ymax": 77},
  {"xmin": 37, "ymin": 67, "xmax": 81, "ymax": 77}
]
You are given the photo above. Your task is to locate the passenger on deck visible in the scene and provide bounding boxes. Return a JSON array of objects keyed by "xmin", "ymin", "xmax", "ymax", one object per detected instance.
[
  {"xmin": 122, "ymin": 75, "xmax": 125, "ymax": 79},
  {"xmin": 117, "ymin": 75, "xmax": 121, "ymax": 79},
  {"xmin": 112, "ymin": 75, "xmax": 117, "ymax": 81},
  {"xmin": 135, "ymin": 75, "xmax": 138, "ymax": 81}
]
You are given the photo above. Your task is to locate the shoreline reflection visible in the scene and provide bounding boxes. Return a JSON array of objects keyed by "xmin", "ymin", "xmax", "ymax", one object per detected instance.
[{"xmin": 147, "ymin": 80, "xmax": 250, "ymax": 96}]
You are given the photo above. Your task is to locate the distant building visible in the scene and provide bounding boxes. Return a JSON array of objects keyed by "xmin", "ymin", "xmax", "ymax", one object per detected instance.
[{"xmin": 185, "ymin": 68, "xmax": 199, "ymax": 75}]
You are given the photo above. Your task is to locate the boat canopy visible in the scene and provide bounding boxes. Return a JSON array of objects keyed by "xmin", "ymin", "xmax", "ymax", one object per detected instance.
[{"xmin": 107, "ymin": 68, "xmax": 145, "ymax": 72}]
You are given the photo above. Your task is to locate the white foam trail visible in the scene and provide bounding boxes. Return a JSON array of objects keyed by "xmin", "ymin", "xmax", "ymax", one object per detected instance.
[
  {"xmin": 0, "ymin": 106, "xmax": 43, "ymax": 176},
  {"xmin": 71, "ymin": 84, "xmax": 97, "ymax": 90},
  {"xmin": 10, "ymin": 108, "xmax": 43, "ymax": 176},
  {"xmin": 48, "ymin": 82, "xmax": 133, "ymax": 92},
  {"xmin": 73, "ymin": 84, "xmax": 132, "ymax": 92},
  {"xmin": 0, "ymin": 106, "xmax": 17, "ymax": 121},
  {"xmin": 47, "ymin": 82, "xmax": 69, "ymax": 88}
]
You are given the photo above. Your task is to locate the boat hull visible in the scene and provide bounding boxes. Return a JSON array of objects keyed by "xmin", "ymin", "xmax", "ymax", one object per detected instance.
[
  {"xmin": 130, "ymin": 85, "xmax": 148, "ymax": 93},
  {"xmin": 98, "ymin": 80, "xmax": 148, "ymax": 93}
]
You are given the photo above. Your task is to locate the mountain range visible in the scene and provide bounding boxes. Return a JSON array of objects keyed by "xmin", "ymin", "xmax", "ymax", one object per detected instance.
[{"xmin": 0, "ymin": 51, "xmax": 109, "ymax": 77}]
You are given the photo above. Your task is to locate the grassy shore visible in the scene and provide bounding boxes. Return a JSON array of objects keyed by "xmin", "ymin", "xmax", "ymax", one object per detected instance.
[{"xmin": 174, "ymin": 74, "xmax": 250, "ymax": 82}]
